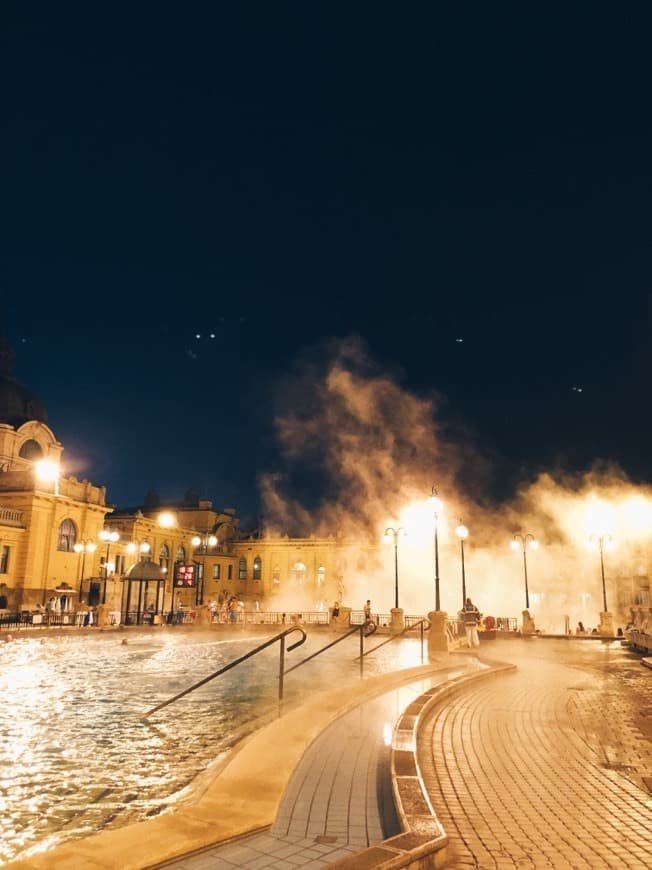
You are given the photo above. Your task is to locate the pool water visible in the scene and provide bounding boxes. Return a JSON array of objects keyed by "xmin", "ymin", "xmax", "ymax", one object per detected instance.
[{"xmin": 0, "ymin": 627, "xmax": 426, "ymax": 863}]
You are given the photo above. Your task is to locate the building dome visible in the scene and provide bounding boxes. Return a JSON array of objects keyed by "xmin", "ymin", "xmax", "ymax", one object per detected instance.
[{"xmin": 0, "ymin": 339, "xmax": 48, "ymax": 427}]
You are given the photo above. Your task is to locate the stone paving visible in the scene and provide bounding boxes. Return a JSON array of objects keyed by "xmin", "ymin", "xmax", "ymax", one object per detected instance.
[
  {"xmin": 159, "ymin": 639, "xmax": 651, "ymax": 869},
  {"xmin": 158, "ymin": 666, "xmax": 477, "ymax": 869},
  {"xmin": 420, "ymin": 638, "xmax": 652, "ymax": 868}
]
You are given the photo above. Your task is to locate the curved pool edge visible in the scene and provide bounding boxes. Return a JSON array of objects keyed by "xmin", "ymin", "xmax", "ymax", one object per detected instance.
[{"xmin": 3, "ymin": 655, "xmax": 472, "ymax": 870}]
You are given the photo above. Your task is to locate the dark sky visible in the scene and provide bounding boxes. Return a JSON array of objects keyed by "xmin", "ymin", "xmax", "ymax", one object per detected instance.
[{"xmin": 2, "ymin": 3, "xmax": 651, "ymax": 525}]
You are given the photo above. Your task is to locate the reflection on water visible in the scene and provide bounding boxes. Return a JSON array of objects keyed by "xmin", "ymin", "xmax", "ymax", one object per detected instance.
[{"xmin": 0, "ymin": 628, "xmax": 426, "ymax": 863}]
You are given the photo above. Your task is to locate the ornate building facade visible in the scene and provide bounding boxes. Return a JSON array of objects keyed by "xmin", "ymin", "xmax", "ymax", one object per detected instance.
[{"xmin": 0, "ymin": 340, "xmax": 374, "ymax": 618}]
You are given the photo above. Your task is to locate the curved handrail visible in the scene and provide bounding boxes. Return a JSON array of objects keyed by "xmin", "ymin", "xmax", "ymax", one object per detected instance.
[
  {"xmin": 362, "ymin": 617, "xmax": 431, "ymax": 662},
  {"xmin": 141, "ymin": 626, "xmax": 307, "ymax": 719}
]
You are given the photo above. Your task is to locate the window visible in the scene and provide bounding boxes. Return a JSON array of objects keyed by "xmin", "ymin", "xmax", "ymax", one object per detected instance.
[
  {"xmin": 239, "ymin": 557, "xmax": 247, "ymax": 580},
  {"xmin": 0, "ymin": 546, "xmax": 9, "ymax": 573},
  {"xmin": 114, "ymin": 554, "xmax": 126, "ymax": 575},
  {"xmin": 19, "ymin": 439, "xmax": 43, "ymax": 460},
  {"xmin": 253, "ymin": 556, "xmax": 262, "ymax": 580},
  {"xmin": 57, "ymin": 519, "xmax": 78, "ymax": 552},
  {"xmin": 227, "ymin": 564, "xmax": 233, "ymax": 581},
  {"xmin": 292, "ymin": 561, "xmax": 306, "ymax": 585},
  {"xmin": 159, "ymin": 543, "xmax": 170, "ymax": 574},
  {"xmin": 212, "ymin": 564, "xmax": 221, "ymax": 580},
  {"xmin": 176, "ymin": 546, "xmax": 186, "ymax": 562},
  {"xmin": 317, "ymin": 565, "xmax": 325, "ymax": 586},
  {"xmin": 272, "ymin": 565, "xmax": 280, "ymax": 585}
]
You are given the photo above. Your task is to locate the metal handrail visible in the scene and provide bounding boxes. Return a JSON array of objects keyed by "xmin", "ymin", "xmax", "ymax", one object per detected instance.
[
  {"xmin": 361, "ymin": 618, "xmax": 431, "ymax": 664},
  {"xmin": 284, "ymin": 622, "xmax": 378, "ymax": 679},
  {"xmin": 141, "ymin": 625, "xmax": 307, "ymax": 719}
]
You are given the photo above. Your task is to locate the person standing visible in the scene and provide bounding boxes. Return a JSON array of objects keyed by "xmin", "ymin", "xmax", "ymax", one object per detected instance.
[{"xmin": 462, "ymin": 597, "xmax": 481, "ymax": 648}]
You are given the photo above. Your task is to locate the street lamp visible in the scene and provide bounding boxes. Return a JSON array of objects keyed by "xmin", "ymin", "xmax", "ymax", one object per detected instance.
[
  {"xmin": 73, "ymin": 541, "xmax": 97, "ymax": 597},
  {"xmin": 455, "ymin": 522, "xmax": 469, "ymax": 607},
  {"xmin": 191, "ymin": 533, "xmax": 218, "ymax": 606},
  {"xmin": 588, "ymin": 533, "xmax": 615, "ymax": 613},
  {"xmin": 34, "ymin": 458, "xmax": 60, "ymax": 495},
  {"xmin": 510, "ymin": 533, "xmax": 539, "ymax": 609},
  {"xmin": 126, "ymin": 540, "xmax": 151, "ymax": 565},
  {"xmin": 99, "ymin": 529, "xmax": 120, "ymax": 602},
  {"xmin": 428, "ymin": 486, "xmax": 443, "ymax": 610},
  {"xmin": 383, "ymin": 526, "xmax": 406, "ymax": 609}
]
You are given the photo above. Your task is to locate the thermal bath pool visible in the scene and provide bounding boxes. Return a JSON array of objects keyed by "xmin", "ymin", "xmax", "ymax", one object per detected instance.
[{"xmin": 0, "ymin": 627, "xmax": 427, "ymax": 864}]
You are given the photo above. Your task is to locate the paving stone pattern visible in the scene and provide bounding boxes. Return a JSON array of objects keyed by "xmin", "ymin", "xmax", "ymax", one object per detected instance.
[{"xmin": 419, "ymin": 640, "xmax": 652, "ymax": 869}]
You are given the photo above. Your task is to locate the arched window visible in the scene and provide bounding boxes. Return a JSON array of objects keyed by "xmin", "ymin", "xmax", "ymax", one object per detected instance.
[
  {"xmin": 238, "ymin": 557, "xmax": 247, "ymax": 580},
  {"xmin": 176, "ymin": 545, "xmax": 186, "ymax": 562},
  {"xmin": 19, "ymin": 439, "xmax": 43, "ymax": 460},
  {"xmin": 292, "ymin": 561, "xmax": 306, "ymax": 585},
  {"xmin": 253, "ymin": 556, "xmax": 262, "ymax": 580},
  {"xmin": 57, "ymin": 519, "xmax": 77, "ymax": 552},
  {"xmin": 272, "ymin": 565, "xmax": 280, "ymax": 585},
  {"xmin": 159, "ymin": 543, "xmax": 170, "ymax": 574},
  {"xmin": 317, "ymin": 565, "xmax": 325, "ymax": 586}
]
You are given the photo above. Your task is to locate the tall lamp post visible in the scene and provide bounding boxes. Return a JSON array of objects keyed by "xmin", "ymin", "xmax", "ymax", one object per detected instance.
[
  {"xmin": 99, "ymin": 529, "xmax": 120, "ymax": 603},
  {"xmin": 191, "ymin": 533, "xmax": 217, "ymax": 606},
  {"xmin": 455, "ymin": 522, "xmax": 469, "ymax": 607},
  {"xmin": 383, "ymin": 527, "xmax": 406, "ymax": 609},
  {"xmin": 428, "ymin": 487, "xmax": 443, "ymax": 611},
  {"xmin": 74, "ymin": 541, "xmax": 97, "ymax": 597},
  {"xmin": 588, "ymin": 533, "xmax": 615, "ymax": 613},
  {"xmin": 510, "ymin": 533, "xmax": 538, "ymax": 609}
]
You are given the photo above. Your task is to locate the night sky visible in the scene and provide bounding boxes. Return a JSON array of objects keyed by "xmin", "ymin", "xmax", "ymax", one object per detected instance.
[{"xmin": 2, "ymin": 3, "xmax": 651, "ymax": 526}]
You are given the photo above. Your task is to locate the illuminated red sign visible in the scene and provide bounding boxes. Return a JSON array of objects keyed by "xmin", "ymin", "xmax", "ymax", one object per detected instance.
[{"xmin": 174, "ymin": 564, "xmax": 196, "ymax": 587}]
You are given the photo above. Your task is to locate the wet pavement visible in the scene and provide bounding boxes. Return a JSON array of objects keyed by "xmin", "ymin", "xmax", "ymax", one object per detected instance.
[
  {"xmin": 160, "ymin": 637, "xmax": 652, "ymax": 870},
  {"xmin": 421, "ymin": 638, "xmax": 652, "ymax": 868}
]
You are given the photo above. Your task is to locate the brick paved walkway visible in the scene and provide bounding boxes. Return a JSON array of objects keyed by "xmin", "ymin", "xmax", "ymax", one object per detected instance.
[{"xmin": 419, "ymin": 639, "xmax": 652, "ymax": 869}]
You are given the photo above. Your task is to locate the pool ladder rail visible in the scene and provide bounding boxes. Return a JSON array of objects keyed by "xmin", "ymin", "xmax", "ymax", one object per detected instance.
[{"xmin": 141, "ymin": 625, "xmax": 307, "ymax": 719}]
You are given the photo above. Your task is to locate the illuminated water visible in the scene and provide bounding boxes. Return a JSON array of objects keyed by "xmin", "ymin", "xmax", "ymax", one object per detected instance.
[{"xmin": 0, "ymin": 627, "xmax": 426, "ymax": 864}]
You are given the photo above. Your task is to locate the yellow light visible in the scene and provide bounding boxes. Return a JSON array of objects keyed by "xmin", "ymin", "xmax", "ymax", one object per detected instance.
[
  {"xmin": 126, "ymin": 542, "xmax": 136, "ymax": 554},
  {"xmin": 428, "ymin": 495, "xmax": 443, "ymax": 513},
  {"xmin": 510, "ymin": 540, "xmax": 520, "ymax": 551},
  {"xmin": 455, "ymin": 524, "xmax": 469, "ymax": 540},
  {"xmin": 191, "ymin": 536, "xmax": 201, "ymax": 547},
  {"xmin": 208, "ymin": 535, "xmax": 218, "ymax": 547},
  {"xmin": 528, "ymin": 539, "xmax": 539, "ymax": 551},
  {"xmin": 34, "ymin": 459, "xmax": 59, "ymax": 482},
  {"xmin": 585, "ymin": 500, "xmax": 614, "ymax": 537},
  {"xmin": 623, "ymin": 496, "xmax": 652, "ymax": 534},
  {"xmin": 140, "ymin": 542, "xmax": 150, "ymax": 553},
  {"xmin": 158, "ymin": 511, "xmax": 176, "ymax": 529}
]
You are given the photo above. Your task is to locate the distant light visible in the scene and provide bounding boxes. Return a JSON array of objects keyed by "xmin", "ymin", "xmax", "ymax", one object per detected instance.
[
  {"xmin": 528, "ymin": 539, "xmax": 539, "ymax": 550},
  {"xmin": 208, "ymin": 535, "xmax": 218, "ymax": 547},
  {"xmin": 428, "ymin": 495, "xmax": 443, "ymax": 513},
  {"xmin": 455, "ymin": 524, "xmax": 469, "ymax": 540},
  {"xmin": 572, "ymin": 386, "xmax": 583, "ymax": 393},
  {"xmin": 99, "ymin": 529, "xmax": 119, "ymax": 543},
  {"xmin": 195, "ymin": 333, "xmax": 201, "ymax": 339},
  {"xmin": 191, "ymin": 536, "xmax": 201, "ymax": 547},
  {"xmin": 158, "ymin": 511, "xmax": 176, "ymax": 529},
  {"xmin": 455, "ymin": 337, "xmax": 464, "ymax": 343},
  {"xmin": 209, "ymin": 333, "xmax": 216, "ymax": 339},
  {"xmin": 510, "ymin": 540, "xmax": 520, "ymax": 551}
]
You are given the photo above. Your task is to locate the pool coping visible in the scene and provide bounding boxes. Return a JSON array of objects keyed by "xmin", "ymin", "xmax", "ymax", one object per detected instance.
[
  {"xmin": 4, "ymin": 657, "xmax": 468, "ymax": 870},
  {"xmin": 327, "ymin": 661, "xmax": 516, "ymax": 869}
]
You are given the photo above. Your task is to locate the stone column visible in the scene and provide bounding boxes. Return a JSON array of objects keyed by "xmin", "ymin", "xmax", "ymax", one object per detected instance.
[
  {"xmin": 390, "ymin": 607, "xmax": 405, "ymax": 633},
  {"xmin": 522, "ymin": 609, "xmax": 536, "ymax": 635},
  {"xmin": 428, "ymin": 610, "xmax": 449, "ymax": 655}
]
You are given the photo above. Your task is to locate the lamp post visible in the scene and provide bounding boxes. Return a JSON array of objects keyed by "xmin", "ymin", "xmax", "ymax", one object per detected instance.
[
  {"xmin": 383, "ymin": 527, "xmax": 406, "ymax": 609},
  {"xmin": 126, "ymin": 540, "xmax": 151, "ymax": 566},
  {"xmin": 588, "ymin": 533, "xmax": 615, "ymax": 613},
  {"xmin": 455, "ymin": 522, "xmax": 469, "ymax": 607},
  {"xmin": 428, "ymin": 486, "xmax": 443, "ymax": 610},
  {"xmin": 73, "ymin": 541, "xmax": 97, "ymax": 597},
  {"xmin": 510, "ymin": 533, "xmax": 538, "ymax": 609},
  {"xmin": 99, "ymin": 529, "xmax": 120, "ymax": 603},
  {"xmin": 191, "ymin": 533, "xmax": 217, "ymax": 606}
]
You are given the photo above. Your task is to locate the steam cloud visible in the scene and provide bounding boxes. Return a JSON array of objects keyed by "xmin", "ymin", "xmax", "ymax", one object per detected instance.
[{"xmin": 260, "ymin": 337, "xmax": 649, "ymax": 632}]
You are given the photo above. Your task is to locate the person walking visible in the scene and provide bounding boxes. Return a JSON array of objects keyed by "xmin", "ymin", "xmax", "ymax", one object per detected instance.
[{"xmin": 462, "ymin": 597, "xmax": 481, "ymax": 648}]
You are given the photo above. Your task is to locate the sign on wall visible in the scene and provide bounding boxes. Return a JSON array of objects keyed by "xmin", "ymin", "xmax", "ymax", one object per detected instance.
[{"xmin": 174, "ymin": 564, "xmax": 196, "ymax": 587}]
